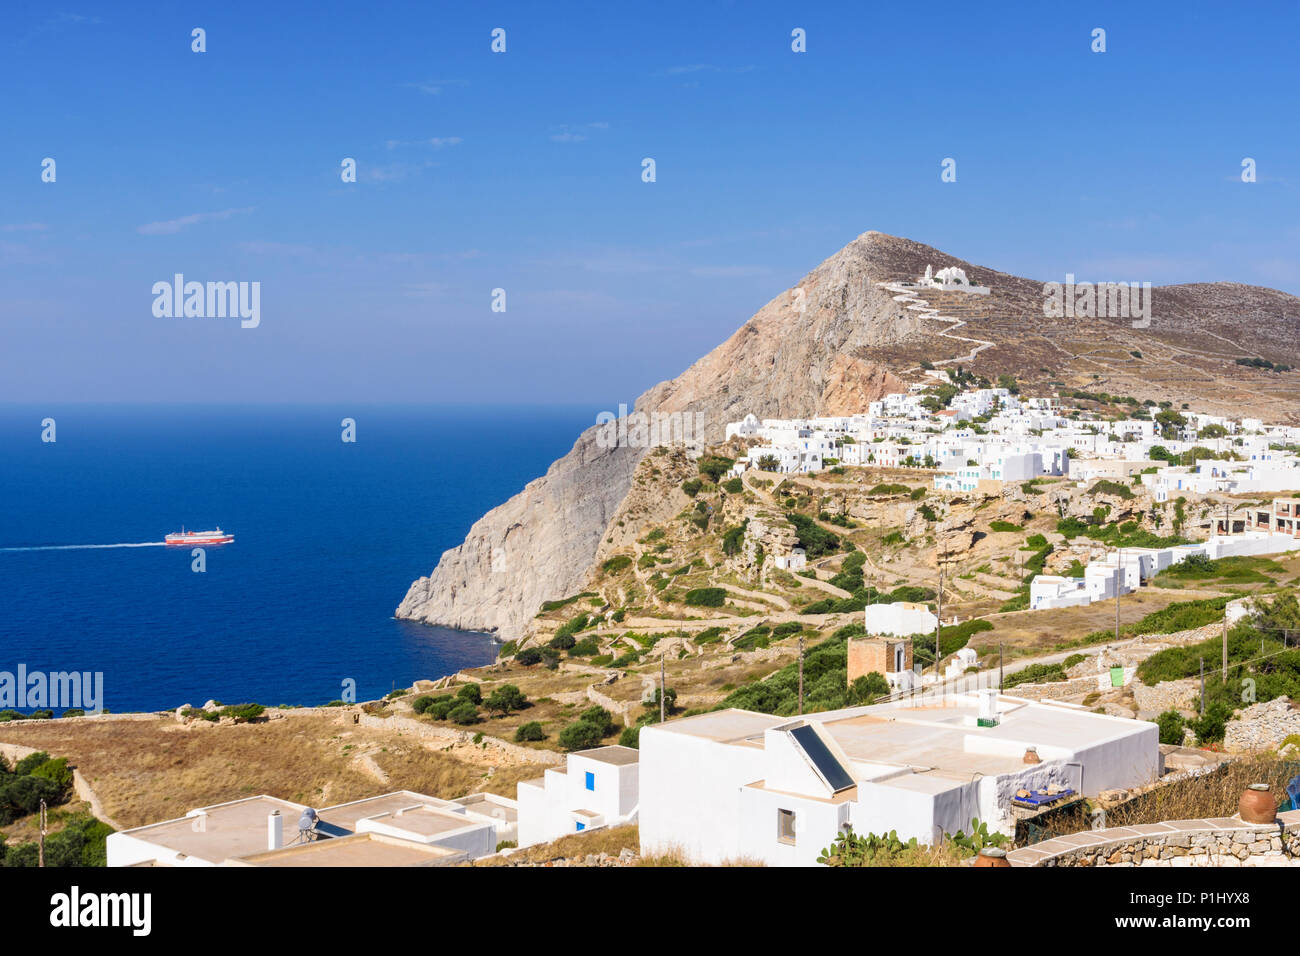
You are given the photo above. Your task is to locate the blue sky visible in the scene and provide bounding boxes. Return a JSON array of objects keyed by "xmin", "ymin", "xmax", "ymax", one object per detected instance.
[{"xmin": 2, "ymin": 1, "xmax": 1297, "ymax": 405}]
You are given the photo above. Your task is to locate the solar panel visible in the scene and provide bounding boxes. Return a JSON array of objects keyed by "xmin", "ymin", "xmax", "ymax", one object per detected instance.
[{"xmin": 789, "ymin": 724, "xmax": 855, "ymax": 793}]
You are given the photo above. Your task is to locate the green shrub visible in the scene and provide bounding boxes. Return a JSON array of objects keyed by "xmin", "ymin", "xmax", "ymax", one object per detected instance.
[
  {"xmin": 602, "ymin": 555, "xmax": 633, "ymax": 574},
  {"xmin": 684, "ymin": 587, "xmax": 727, "ymax": 607},
  {"xmin": 217, "ymin": 703, "xmax": 265, "ymax": 723},
  {"xmin": 515, "ymin": 647, "xmax": 543, "ymax": 666},
  {"xmin": 723, "ymin": 477, "xmax": 744, "ymax": 494},
  {"xmin": 549, "ymin": 633, "xmax": 577, "ymax": 650},
  {"xmin": 484, "ymin": 684, "xmax": 527, "ymax": 716},
  {"xmin": 558, "ymin": 720, "xmax": 605, "ymax": 751},
  {"xmin": 989, "ymin": 520, "xmax": 1021, "ymax": 533},
  {"xmin": 448, "ymin": 701, "xmax": 479, "ymax": 725},
  {"xmin": 618, "ymin": 725, "xmax": 641, "ymax": 748},
  {"xmin": 456, "ymin": 683, "xmax": 483, "ymax": 705},
  {"xmin": 411, "ymin": 696, "xmax": 435, "ymax": 714},
  {"xmin": 1156, "ymin": 710, "xmax": 1186, "ymax": 745},
  {"xmin": 514, "ymin": 721, "xmax": 546, "ymax": 742}
]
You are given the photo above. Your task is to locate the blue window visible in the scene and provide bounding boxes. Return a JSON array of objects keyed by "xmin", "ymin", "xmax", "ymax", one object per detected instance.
[
  {"xmin": 585, "ymin": 771, "xmax": 595, "ymax": 791},
  {"xmin": 576, "ymin": 822, "xmax": 586, "ymax": 831}
]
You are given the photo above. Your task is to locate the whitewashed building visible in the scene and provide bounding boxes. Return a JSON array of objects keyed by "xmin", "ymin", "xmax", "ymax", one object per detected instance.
[
  {"xmin": 638, "ymin": 692, "xmax": 1159, "ymax": 866},
  {"xmin": 516, "ymin": 745, "xmax": 640, "ymax": 846}
]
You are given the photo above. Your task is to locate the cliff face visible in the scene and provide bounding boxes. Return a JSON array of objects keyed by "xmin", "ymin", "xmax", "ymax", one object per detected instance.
[
  {"xmin": 396, "ymin": 230, "xmax": 1300, "ymax": 639},
  {"xmin": 396, "ymin": 231, "xmax": 912, "ymax": 638}
]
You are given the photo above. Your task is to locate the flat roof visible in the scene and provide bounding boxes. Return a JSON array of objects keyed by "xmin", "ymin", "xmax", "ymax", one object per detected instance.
[
  {"xmin": 574, "ymin": 745, "xmax": 640, "ymax": 766},
  {"xmin": 652, "ymin": 709, "xmax": 786, "ymax": 744},
  {"xmin": 233, "ymin": 833, "xmax": 464, "ymax": 867},
  {"xmin": 318, "ymin": 791, "xmax": 452, "ymax": 833},
  {"xmin": 664, "ymin": 695, "xmax": 1150, "ymax": 789},
  {"xmin": 118, "ymin": 795, "xmax": 309, "ymax": 863},
  {"xmin": 364, "ymin": 805, "xmax": 481, "ymax": 838}
]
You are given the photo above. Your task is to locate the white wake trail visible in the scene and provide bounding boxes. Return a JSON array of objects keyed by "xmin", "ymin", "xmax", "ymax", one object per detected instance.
[{"xmin": 0, "ymin": 542, "xmax": 168, "ymax": 552}]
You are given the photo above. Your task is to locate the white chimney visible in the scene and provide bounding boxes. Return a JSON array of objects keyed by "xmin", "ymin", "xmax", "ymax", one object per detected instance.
[
  {"xmin": 977, "ymin": 688, "xmax": 999, "ymax": 726},
  {"xmin": 268, "ymin": 810, "xmax": 283, "ymax": 850}
]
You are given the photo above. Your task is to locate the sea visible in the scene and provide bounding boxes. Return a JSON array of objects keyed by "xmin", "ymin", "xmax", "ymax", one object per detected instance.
[{"xmin": 0, "ymin": 404, "xmax": 591, "ymax": 714}]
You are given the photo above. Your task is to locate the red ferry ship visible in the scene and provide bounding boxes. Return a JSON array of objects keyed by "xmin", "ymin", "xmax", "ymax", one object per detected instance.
[{"xmin": 164, "ymin": 527, "xmax": 234, "ymax": 546}]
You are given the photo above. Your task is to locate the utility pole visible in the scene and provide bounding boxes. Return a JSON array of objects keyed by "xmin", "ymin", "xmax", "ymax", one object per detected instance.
[
  {"xmin": 798, "ymin": 635, "xmax": 805, "ymax": 714},
  {"xmin": 999, "ymin": 643, "xmax": 1004, "ymax": 691},
  {"xmin": 1114, "ymin": 547, "xmax": 1122, "ymax": 643},
  {"xmin": 39, "ymin": 799, "xmax": 47, "ymax": 868},
  {"xmin": 1199, "ymin": 657, "xmax": 1205, "ymax": 716},
  {"xmin": 660, "ymin": 652, "xmax": 665, "ymax": 724},
  {"xmin": 1222, "ymin": 612, "xmax": 1228, "ymax": 681}
]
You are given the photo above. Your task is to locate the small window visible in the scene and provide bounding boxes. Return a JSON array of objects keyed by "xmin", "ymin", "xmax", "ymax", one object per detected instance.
[
  {"xmin": 777, "ymin": 808, "xmax": 796, "ymax": 845},
  {"xmin": 585, "ymin": 771, "xmax": 595, "ymax": 791},
  {"xmin": 576, "ymin": 821, "xmax": 585, "ymax": 832}
]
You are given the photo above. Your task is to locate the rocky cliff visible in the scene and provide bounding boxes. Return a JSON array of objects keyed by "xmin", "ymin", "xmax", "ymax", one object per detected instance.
[{"xmin": 396, "ymin": 231, "xmax": 1300, "ymax": 639}]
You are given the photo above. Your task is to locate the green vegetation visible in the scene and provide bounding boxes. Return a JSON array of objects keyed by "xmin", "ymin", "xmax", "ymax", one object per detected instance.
[
  {"xmin": 558, "ymin": 706, "xmax": 618, "ymax": 751},
  {"xmin": 1087, "ymin": 479, "xmax": 1134, "ymax": 500},
  {"xmin": 1003, "ymin": 662, "xmax": 1069, "ymax": 688},
  {"xmin": 601, "ymin": 555, "xmax": 633, "ymax": 574},
  {"xmin": 0, "ymin": 812, "xmax": 113, "ymax": 868},
  {"xmin": 697, "ymin": 456, "xmax": 735, "ymax": 482},
  {"xmin": 539, "ymin": 592, "xmax": 597, "ymax": 613},
  {"xmin": 1156, "ymin": 554, "xmax": 1282, "ymax": 586},
  {"xmin": 785, "ymin": 511, "xmax": 842, "ymax": 558},
  {"xmin": 720, "ymin": 624, "xmax": 869, "ymax": 714},
  {"xmin": 1156, "ymin": 710, "xmax": 1185, "ymax": 745},
  {"xmin": 988, "ymin": 520, "xmax": 1022, "ymax": 533},
  {"xmin": 818, "ymin": 821, "xmax": 1006, "ymax": 867},
  {"xmin": 514, "ymin": 721, "xmax": 546, "ymax": 743},
  {"xmin": 684, "ymin": 587, "xmax": 727, "ymax": 607}
]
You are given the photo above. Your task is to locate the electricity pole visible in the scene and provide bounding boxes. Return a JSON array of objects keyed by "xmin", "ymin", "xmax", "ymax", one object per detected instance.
[
  {"xmin": 798, "ymin": 635, "xmax": 804, "ymax": 714},
  {"xmin": 39, "ymin": 800, "xmax": 47, "ymax": 868},
  {"xmin": 659, "ymin": 652, "xmax": 665, "ymax": 724},
  {"xmin": 1222, "ymin": 612, "xmax": 1228, "ymax": 681},
  {"xmin": 1114, "ymin": 547, "xmax": 1122, "ymax": 642}
]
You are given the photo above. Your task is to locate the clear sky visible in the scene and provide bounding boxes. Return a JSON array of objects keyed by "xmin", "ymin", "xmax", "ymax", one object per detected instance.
[{"xmin": 3, "ymin": 1, "xmax": 1297, "ymax": 406}]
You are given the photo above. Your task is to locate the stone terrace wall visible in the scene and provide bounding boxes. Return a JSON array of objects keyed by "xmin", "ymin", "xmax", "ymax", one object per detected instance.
[
  {"xmin": 1007, "ymin": 810, "xmax": 1300, "ymax": 867},
  {"xmin": 1224, "ymin": 697, "xmax": 1300, "ymax": 753}
]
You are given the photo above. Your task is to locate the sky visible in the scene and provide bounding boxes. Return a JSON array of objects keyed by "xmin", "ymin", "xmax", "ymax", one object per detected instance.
[{"xmin": 2, "ymin": 0, "xmax": 1298, "ymax": 406}]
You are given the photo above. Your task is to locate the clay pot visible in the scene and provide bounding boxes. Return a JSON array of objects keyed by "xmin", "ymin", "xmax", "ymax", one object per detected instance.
[
  {"xmin": 974, "ymin": 848, "xmax": 1011, "ymax": 868},
  {"xmin": 1023, "ymin": 747, "xmax": 1041, "ymax": 764},
  {"xmin": 1238, "ymin": 783, "xmax": 1276, "ymax": 824}
]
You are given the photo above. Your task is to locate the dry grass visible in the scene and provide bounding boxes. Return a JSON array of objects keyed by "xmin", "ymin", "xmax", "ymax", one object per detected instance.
[
  {"xmin": 1105, "ymin": 755, "xmax": 1299, "ymax": 829},
  {"xmin": 0, "ymin": 711, "xmax": 547, "ymax": 829},
  {"xmin": 473, "ymin": 824, "xmax": 640, "ymax": 866},
  {"xmin": 975, "ymin": 585, "xmax": 1227, "ymax": 659}
]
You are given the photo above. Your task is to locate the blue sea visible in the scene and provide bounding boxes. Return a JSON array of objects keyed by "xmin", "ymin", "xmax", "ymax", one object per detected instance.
[{"xmin": 0, "ymin": 404, "xmax": 590, "ymax": 713}]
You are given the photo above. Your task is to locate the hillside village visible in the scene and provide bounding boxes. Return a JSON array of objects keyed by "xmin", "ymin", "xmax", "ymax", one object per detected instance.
[{"xmin": 7, "ymin": 375, "xmax": 1300, "ymax": 868}]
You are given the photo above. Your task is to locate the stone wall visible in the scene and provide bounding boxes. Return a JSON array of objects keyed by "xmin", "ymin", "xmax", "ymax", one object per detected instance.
[
  {"xmin": 1132, "ymin": 678, "xmax": 1200, "ymax": 718},
  {"xmin": 1224, "ymin": 696, "xmax": 1300, "ymax": 753},
  {"xmin": 1007, "ymin": 810, "xmax": 1300, "ymax": 866},
  {"xmin": 1009, "ymin": 675, "xmax": 1098, "ymax": 701}
]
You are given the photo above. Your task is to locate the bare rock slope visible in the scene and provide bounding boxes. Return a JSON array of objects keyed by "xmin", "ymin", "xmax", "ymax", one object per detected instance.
[{"xmin": 397, "ymin": 231, "xmax": 1300, "ymax": 639}]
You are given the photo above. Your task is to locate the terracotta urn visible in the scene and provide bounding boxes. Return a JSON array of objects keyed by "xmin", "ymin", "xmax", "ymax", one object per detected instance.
[
  {"xmin": 1023, "ymin": 747, "xmax": 1040, "ymax": 764},
  {"xmin": 974, "ymin": 847, "xmax": 1011, "ymax": 868},
  {"xmin": 1238, "ymin": 783, "xmax": 1276, "ymax": 824}
]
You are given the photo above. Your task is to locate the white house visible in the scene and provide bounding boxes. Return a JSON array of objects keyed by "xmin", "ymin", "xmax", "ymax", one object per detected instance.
[
  {"xmin": 638, "ymin": 692, "xmax": 1159, "ymax": 866},
  {"xmin": 106, "ymin": 790, "xmax": 515, "ymax": 867},
  {"xmin": 864, "ymin": 601, "xmax": 937, "ymax": 637},
  {"xmin": 516, "ymin": 745, "xmax": 640, "ymax": 846},
  {"xmin": 772, "ymin": 547, "xmax": 807, "ymax": 571}
]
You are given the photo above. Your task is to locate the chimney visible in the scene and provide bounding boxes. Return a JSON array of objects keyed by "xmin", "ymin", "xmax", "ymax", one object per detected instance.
[
  {"xmin": 268, "ymin": 810, "xmax": 283, "ymax": 850},
  {"xmin": 977, "ymin": 688, "xmax": 999, "ymax": 727}
]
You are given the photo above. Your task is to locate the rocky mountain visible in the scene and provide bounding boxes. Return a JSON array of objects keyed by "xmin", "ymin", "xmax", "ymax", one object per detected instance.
[{"xmin": 396, "ymin": 231, "xmax": 1300, "ymax": 639}]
